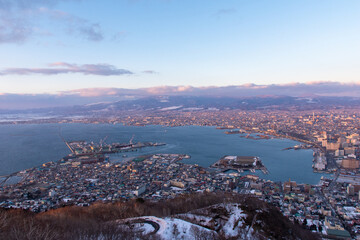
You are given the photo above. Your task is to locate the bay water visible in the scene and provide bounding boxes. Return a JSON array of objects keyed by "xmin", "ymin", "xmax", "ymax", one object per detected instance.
[{"xmin": 0, "ymin": 124, "xmax": 329, "ymax": 184}]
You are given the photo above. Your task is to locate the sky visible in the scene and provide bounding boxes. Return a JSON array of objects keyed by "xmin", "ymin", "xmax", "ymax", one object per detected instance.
[{"xmin": 0, "ymin": 0, "xmax": 360, "ymax": 94}]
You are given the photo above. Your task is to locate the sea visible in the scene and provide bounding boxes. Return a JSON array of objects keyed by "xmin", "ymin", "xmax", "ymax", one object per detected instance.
[{"xmin": 0, "ymin": 123, "xmax": 331, "ymax": 184}]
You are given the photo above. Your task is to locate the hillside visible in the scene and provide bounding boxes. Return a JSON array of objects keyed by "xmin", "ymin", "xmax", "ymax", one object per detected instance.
[{"xmin": 0, "ymin": 192, "xmax": 318, "ymax": 240}]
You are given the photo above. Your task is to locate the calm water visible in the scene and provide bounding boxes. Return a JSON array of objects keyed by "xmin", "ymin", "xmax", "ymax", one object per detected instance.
[{"xmin": 0, "ymin": 124, "xmax": 330, "ymax": 184}]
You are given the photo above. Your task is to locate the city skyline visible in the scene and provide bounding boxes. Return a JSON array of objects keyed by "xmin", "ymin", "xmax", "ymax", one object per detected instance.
[{"xmin": 1, "ymin": 0, "xmax": 360, "ymax": 94}]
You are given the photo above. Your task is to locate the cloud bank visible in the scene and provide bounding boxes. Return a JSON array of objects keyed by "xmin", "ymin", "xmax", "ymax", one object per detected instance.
[
  {"xmin": 1, "ymin": 82, "xmax": 360, "ymax": 110},
  {"xmin": 60, "ymin": 81, "xmax": 360, "ymax": 98},
  {"xmin": 0, "ymin": 62, "xmax": 133, "ymax": 76}
]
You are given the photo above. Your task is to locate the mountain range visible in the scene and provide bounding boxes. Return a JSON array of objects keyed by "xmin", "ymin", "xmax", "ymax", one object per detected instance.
[{"xmin": 1, "ymin": 82, "xmax": 360, "ymax": 114}]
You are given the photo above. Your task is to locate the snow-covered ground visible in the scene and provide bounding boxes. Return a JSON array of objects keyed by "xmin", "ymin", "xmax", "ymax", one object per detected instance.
[
  {"xmin": 118, "ymin": 215, "xmax": 216, "ymax": 239},
  {"xmin": 177, "ymin": 213, "xmax": 213, "ymax": 226},
  {"xmin": 159, "ymin": 217, "xmax": 215, "ymax": 239},
  {"xmin": 221, "ymin": 203, "xmax": 247, "ymax": 238},
  {"xmin": 116, "ymin": 203, "xmax": 255, "ymax": 239},
  {"xmin": 160, "ymin": 105, "xmax": 183, "ymax": 111}
]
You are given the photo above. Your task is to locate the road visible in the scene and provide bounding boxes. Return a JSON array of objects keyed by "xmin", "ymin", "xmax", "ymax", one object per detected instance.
[
  {"xmin": 143, "ymin": 220, "xmax": 160, "ymax": 235},
  {"xmin": 121, "ymin": 217, "xmax": 161, "ymax": 235}
]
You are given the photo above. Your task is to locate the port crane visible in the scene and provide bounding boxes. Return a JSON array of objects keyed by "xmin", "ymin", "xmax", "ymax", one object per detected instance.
[
  {"xmin": 99, "ymin": 136, "xmax": 108, "ymax": 147},
  {"xmin": 99, "ymin": 136, "xmax": 108, "ymax": 152}
]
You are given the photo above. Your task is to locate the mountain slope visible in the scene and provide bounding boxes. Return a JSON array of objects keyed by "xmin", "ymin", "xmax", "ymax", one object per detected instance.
[{"xmin": 0, "ymin": 193, "xmax": 319, "ymax": 240}]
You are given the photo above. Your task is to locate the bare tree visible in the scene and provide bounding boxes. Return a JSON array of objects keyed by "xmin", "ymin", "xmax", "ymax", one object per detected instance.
[{"xmin": 190, "ymin": 225, "xmax": 217, "ymax": 240}]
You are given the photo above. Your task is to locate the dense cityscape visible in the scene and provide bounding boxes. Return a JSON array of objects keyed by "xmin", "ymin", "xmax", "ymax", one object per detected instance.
[{"xmin": 1, "ymin": 107, "xmax": 360, "ymax": 239}]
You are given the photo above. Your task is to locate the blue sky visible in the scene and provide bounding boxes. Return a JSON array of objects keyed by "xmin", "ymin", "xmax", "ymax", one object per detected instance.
[{"xmin": 0, "ymin": 0, "xmax": 360, "ymax": 94}]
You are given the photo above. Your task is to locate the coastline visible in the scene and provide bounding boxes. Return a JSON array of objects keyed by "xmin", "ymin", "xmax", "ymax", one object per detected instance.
[{"xmin": 0, "ymin": 123, "xmax": 329, "ymax": 185}]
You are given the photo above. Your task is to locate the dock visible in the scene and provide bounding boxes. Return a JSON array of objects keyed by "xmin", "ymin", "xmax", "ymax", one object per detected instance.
[
  {"xmin": 63, "ymin": 140, "xmax": 166, "ymax": 164},
  {"xmin": 211, "ymin": 155, "xmax": 269, "ymax": 174}
]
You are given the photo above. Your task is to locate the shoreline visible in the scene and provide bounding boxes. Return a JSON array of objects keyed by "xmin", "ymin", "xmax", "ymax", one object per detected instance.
[{"xmin": 0, "ymin": 123, "xmax": 329, "ymax": 185}]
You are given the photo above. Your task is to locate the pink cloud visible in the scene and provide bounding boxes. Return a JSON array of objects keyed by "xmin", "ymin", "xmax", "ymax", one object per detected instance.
[{"xmin": 61, "ymin": 88, "xmax": 121, "ymax": 97}]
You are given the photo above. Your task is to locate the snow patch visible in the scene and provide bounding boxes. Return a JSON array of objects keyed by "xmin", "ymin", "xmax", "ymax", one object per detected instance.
[
  {"xmin": 221, "ymin": 203, "xmax": 247, "ymax": 238},
  {"xmin": 160, "ymin": 105, "xmax": 183, "ymax": 111}
]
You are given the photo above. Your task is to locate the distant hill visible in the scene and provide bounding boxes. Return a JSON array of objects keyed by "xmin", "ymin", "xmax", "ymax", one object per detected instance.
[
  {"xmin": 1, "ymin": 95, "xmax": 360, "ymax": 118},
  {"xmin": 0, "ymin": 192, "xmax": 318, "ymax": 240},
  {"xmin": 1, "ymin": 82, "xmax": 360, "ymax": 111}
]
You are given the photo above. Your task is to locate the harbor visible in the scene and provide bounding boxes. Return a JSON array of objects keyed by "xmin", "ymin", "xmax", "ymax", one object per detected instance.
[
  {"xmin": 211, "ymin": 155, "xmax": 269, "ymax": 175},
  {"xmin": 0, "ymin": 138, "xmax": 168, "ymax": 187},
  {"xmin": 282, "ymin": 144, "xmax": 313, "ymax": 151},
  {"xmin": 0, "ymin": 124, "xmax": 325, "ymax": 185},
  {"xmin": 224, "ymin": 129, "xmax": 273, "ymax": 140},
  {"xmin": 64, "ymin": 139, "xmax": 166, "ymax": 165}
]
